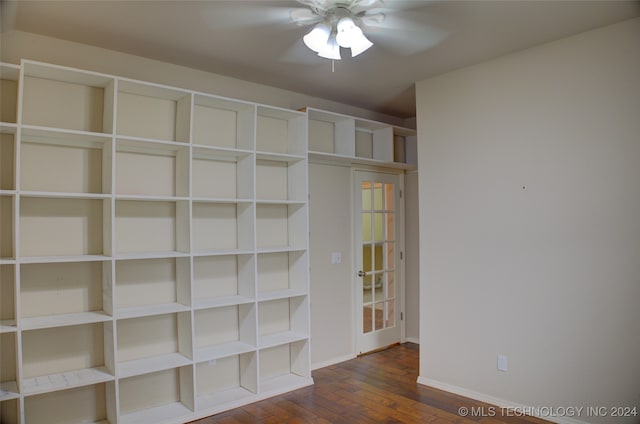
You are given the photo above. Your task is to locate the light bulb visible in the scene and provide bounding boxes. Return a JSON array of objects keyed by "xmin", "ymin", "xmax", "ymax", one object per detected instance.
[{"xmin": 350, "ymin": 30, "xmax": 373, "ymax": 57}]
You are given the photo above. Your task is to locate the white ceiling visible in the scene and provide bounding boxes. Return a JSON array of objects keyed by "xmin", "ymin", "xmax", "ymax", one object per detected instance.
[{"xmin": 2, "ymin": 0, "xmax": 638, "ymax": 118}]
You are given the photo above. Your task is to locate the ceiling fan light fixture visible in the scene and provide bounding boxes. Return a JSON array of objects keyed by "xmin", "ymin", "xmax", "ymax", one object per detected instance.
[
  {"xmin": 336, "ymin": 17, "xmax": 357, "ymax": 48},
  {"xmin": 317, "ymin": 37, "xmax": 341, "ymax": 60},
  {"xmin": 303, "ymin": 22, "xmax": 331, "ymax": 53},
  {"xmin": 350, "ymin": 31, "xmax": 373, "ymax": 57}
]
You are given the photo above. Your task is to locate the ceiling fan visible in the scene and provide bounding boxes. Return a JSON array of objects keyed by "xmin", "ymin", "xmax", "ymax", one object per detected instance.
[
  {"xmin": 288, "ymin": 0, "xmax": 448, "ymax": 60},
  {"xmin": 201, "ymin": 0, "xmax": 447, "ymax": 62},
  {"xmin": 290, "ymin": 0, "xmax": 385, "ymax": 59}
]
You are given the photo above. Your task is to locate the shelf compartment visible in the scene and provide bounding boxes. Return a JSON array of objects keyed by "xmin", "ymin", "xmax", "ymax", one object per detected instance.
[
  {"xmin": 0, "ymin": 132, "xmax": 15, "ymax": 190},
  {"xmin": 255, "ymin": 158, "xmax": 307, "ymax": 202},
  {"xmin": 195, "ymin": 351, "xmax": 257, "ymax": 412},
  {"xmin": 20, "ymin": 129, "xmax": 112, "ymax": 195},
  {"xmin": 0, "ymin": 195, "xmax": 14, "ymax": 260},
  {"xmin": 307, "ymin": 109, "xmax": 355, "ymax": 156},
  {"xmin": 257, "ymin": 251, "xmax": 308, "ymax": 300},
  {"xmin": 115, "ymin": 257, "xmax": 190, "ymax": 319},
  {"xmin": 192, "ymin": 202, "xmax": 254, "ymax": 253},
  {"xmin": 22, "ymin": 61, "xmax": 115, "ymax": 133},
  {"xmin": 193, "ymin": 95, "xmax": 255, "ymax": 150},
  {"xmin": 256, "ymin": 203, "xmax": 308, "ymax": 250},
  {"xmin": 258, "ymin": 340, "xmax": 311, "ymax": 394},
  {"xmin": 0, "ymin": 63, "xmax": 19, "ymax": 125},
  {"xmin": 0, "ymin": 265, "xmax": 15, "ymax": 332},
  {"xmin": 393, "ymin": 127, "xmax": 417, "ymax": 165},
  {"xmin": 21, "ymin": 322, "xmax": 115, "ymax": 395},
  {"xmin": 0, "ymin": 332, "xmax": 18, "ymax": 401},
  {"xmin": 193, "ymin": 254, "xmax": 255, "ymax": 310},
  {"xmin": 115, "ymin": 139, "xmax": 189, "ymax": 197},
  {"xmin": 115, "ymin": 199, "xmax": 189, "ymax": 255},
  {"xmin": 256, "ymin": 106, "xmax": 306, "ymax": 156},
  {"xmin": 24, "ymin": 381, "xmax": 116, "ymax": 424},
  {"xmin": 194, "ymin": 304, "xmax": 256, "ymax": 363},
  {"xmin": 116, "ymin": 312, "xmax": 192, "ymax": 378},
  {"xmin": 257, "ymin": 296, "xmax": 309, "ymax": 349},
  {"xmin": 19, "ymin": 197, "xmax": 108, "ymax": 257},
  {"xmin": 20, "ymin": 261, "xmax": 113, "ymax": 328},
  {"xmin": 117, "ymin": 80, "xmax": 191, "ymax": 143},
  {"xmin": 0, "ymin": 398, "xmax": 19, "ymax": 424},
  {"xmin": 118, "ymin": 366, "xmax": 194, "ymax": 424},
  {"xmin": 192, "ymin": 147, "xmax": 253, "ymax": 200}
]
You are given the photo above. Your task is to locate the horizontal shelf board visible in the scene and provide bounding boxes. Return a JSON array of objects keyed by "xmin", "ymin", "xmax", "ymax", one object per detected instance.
[
  {"xmin": 308, "ymin": 151, "xmax": 416, "ymax": 170},
  {"xmin": 258, "ymin": 331, "xmax": 308, "ymax": 350},
  {"xmin": 21, "ymin": 125, "xmax": 113, "ymax": 147},
  {"xmin": 118, "ymin": 78, "xmax": 190, "ymax": 101},
  {"xmin": 0, "ymin": 190, "xmax": 16, "ymax": 196},
  {"xmin": 259, "ymin": 373, "xmax": 313, "ymax": 396},
  {"xmin": 0, "ymin": 381, "xmax": 19, "ymax": 401},
  {"xmin": 114, "ymin": 251, "xmax": 189, "ymax": 261},
  {"xmin": 0, "ymin": 258, "xmax": 16, "ymax": 265},
  {"xmin": 115, "ymin": 302, "xmax": 190, "ymax": 320},
  {"xmin": 20, "ymin": 191, "xmax": 110, "ymax": 199},
  {"xmin": 194, "ymin": 92, "xmax": 255, "ymax": 110},
  {"xmin": 193, "ymin": 295, "xmax": 255, "ymax": 310},
  {"xmin": 192, "ymin": 197, "xmax": 253, "ymax": 205},
  {"xmin": 194, "ymin": 341, "xmax": 256, "ymax": 363},
  {"xmin": 116, "ymin": 137, "xmax": 189, "ymax": 154},
  {"xmin": 256, "ymin": 247, "xmax": 307, "ymax": 255},
  {"xmin": 21, "ymin": 311, "xmax": 112, "ymax": 331},
  {"xmin": 0, "ymin": 122, "xmax": 17, "ymax": 134},
  {"xmin": 192, "ymin": 145, "xmax": 253, "ymax": 160},
  {"xmin": 118, "ymin": 352, "xmax": 192, "ymax": 379},
  {"xmin": 196, "ymin": 386, "xmax": 255, "ymax": 413},
  {"xmin": 120, "ymin": 401, "xmax": 192, "ymax": 424},
  {"xmin": 257, "ymin": 105, "xmax": 305, "ymax": 120},
  {"xmin": 191, "ymin": 248, "xmax": 254, "ymax": 257},
  {"xmin": 0, "ymin": 319, "xmax": 17, "ymax": 333},
  {"xmin": 306, "ymin": 107, "xmax": 355, "ymax": 123},
  {"xmin": 23, "ymin": 60, "xmax": 114, "ymax": 87},
  {"xmin": 22, "ymin": 366, "xmax": 114, "ymax": 396},
  {"xmin": 19, "ymin": 255, "xmax": 111, "ymax": 264},
  {"xmin": 255, "ymin": 199, "xmax": 306, "ymax": 205},
  {"xmin": 0, "ymin": 62, "xmax": 20, "ymax": 78},
  {"xmin": 114, "ymin": 194, "xmax": 189, "ymax": 202},
  {"xmin": 255, "ymin": 151, "xmax": 306, "ymax": 162},
  {"xmin": 257, "ymin": 289, "xmax": 307, "ymax": 302}
]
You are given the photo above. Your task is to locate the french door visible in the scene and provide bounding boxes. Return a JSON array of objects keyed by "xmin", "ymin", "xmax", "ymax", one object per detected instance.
[{"xmin": 354, "ymin": 170, "xmax": 402, "ymax": 354}]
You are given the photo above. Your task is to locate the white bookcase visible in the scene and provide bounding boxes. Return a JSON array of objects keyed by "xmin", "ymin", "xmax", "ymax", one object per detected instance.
[
  {"xmin": 306, "ymin": 107, "xmax": 417, "ymax": 169},
  {"xmin": 0, "ymin": 59, "xmax": 311, "ymax": 424}
]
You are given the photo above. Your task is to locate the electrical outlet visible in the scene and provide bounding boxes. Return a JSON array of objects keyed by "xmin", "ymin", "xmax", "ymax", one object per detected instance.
[{"xmin": 497, "ymin": 354, "xmax": 507, "ymax": 371}]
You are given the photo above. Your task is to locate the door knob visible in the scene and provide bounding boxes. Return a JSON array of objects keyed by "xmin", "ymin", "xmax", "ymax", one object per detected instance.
[{"xmin": 357, "ymin": 270, "xmax": 367, "ymax": 277}]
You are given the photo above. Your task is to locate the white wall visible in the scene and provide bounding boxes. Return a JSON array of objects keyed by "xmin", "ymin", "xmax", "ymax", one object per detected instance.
[
  {"xmin": 416, "ymin": 17, "xmax": 640, "ymax": 423},
  {"xmin": 308, "ymin": 164, "xmax": 354, "ymax": 367}
]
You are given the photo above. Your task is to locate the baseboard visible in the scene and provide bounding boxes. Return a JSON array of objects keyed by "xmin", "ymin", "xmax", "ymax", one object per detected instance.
[
  {"xmin": 311, "ymin": 353, "xmax": 357, "ymax": 371},
  {"xmin": 404, "ymin": 336, "xmax": 419, "ymax": 344},
  {"xmin": 417, "ymin": 377, "xmax": 589, "ymax": 424}
]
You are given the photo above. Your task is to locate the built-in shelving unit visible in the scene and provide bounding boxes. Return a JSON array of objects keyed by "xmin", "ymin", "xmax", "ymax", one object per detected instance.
[
  {"xmin": 0, "ymin": 59, "xmax": 311, "ymax": 424},
  {"xmin": 305, "ymin": 107, "xmax": 417, "ymax": 170}
]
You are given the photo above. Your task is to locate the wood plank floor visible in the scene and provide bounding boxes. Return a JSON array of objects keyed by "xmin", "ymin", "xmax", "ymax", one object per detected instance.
[{"xmin": 191, "ymin": 343, "xmax": 549, "ymax": 424}]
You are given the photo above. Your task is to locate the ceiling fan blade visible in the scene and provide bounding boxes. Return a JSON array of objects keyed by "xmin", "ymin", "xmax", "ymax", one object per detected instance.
[
  {"xmin": 290, "ymin": 7, "xmax": 323, "ymax": 26},
  {"xmin": 201, "ymin": 3, "xmax": 304, "ymax": 31}
]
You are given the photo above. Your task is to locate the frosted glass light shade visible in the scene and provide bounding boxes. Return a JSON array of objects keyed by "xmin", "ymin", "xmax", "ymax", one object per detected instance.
[
  {"xmin": 303, "ymin": 23, "xmax": 331, "ymax": 53},
  {"xmin": 350, "ymin": 31, "xmax": 373, "ymax": 57},
  {"xmin": 336, "ymin": 17, "xmax": 357, "ymax": 48},
  {"xmin": 318, "ymin": 38, "xmax": 341, "ymax": 60}
]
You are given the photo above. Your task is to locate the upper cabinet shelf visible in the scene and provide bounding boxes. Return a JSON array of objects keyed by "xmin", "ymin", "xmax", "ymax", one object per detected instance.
[
  {"xmin": 22, "ymin": 61, "xmax": 115, "ymax": 134},
  {"xmin": 306, "ymin": 107, "xmax": 417, "ymax": 170},
  {"xmin": 256, "ymin": 106, "xmax": 306, "ymax": 157},
  {"xmin": 116, "ymin": 80, "xmax": 191, "ymax": 143}
]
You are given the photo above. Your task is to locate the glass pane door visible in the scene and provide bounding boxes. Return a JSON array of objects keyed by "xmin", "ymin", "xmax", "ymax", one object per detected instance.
[{"xmin": 355, "ymin": 171, "xmax": 401, "ymax": 354}]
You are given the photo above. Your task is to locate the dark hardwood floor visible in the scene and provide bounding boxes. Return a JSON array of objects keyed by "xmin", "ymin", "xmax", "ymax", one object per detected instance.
[{"xmin": 191, "ymin": 343, "xmax": 549, "ymax": 424}]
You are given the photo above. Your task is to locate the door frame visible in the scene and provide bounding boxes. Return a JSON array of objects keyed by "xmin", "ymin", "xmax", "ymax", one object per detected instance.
[{"xmin": 352, "ymin": 168, "xmax": 406, "ymax": 355}]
